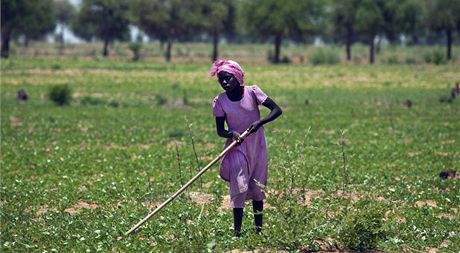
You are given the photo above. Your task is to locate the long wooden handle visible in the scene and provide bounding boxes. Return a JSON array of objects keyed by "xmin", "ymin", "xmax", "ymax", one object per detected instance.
[{"xmin": 124, "ymin": 130, "xmax": 250, "ymax": 236}]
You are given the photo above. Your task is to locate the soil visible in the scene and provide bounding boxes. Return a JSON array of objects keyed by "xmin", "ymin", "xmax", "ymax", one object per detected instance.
[
  {"xmin": 415, "ymin": 200, "xmax": 437, "ymax": 208},
  {"xmin": 64, "ymin": 201, "xmax": 99, "ymax": 214},
  {"xmin": 187, "ymin": 191, "xmax": 214, "ymax": 205}
]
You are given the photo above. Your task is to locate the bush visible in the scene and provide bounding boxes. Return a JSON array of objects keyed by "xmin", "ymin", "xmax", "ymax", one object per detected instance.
[
  {"xmin": 81, "ymin": 96, "xmax": 105, "ymax": 106},
  {"xmin": 267, "ymin": 50, "xmax": 274, "ymax": 63},
  {"xmin": 309, "ymin": 49, "xmax": 340, "ymax": 65},
  {"xmin": 281, "ymin": 55, "xmax": 291, "ymax": 63},
  {"xmin": 267, "ymin": 50, "xmax": 291, "ymax": 63},
  {"xmin": 108, "ymin": 99, "xmax": 120, "ymax": 108},
  {"xmin": 153, "ymin": 94, "xmax": 168, "ymax": 106},
  {"xmin": 338, "ymin": 200, "xmax": 387, "ymax": 251},
  {"xmin": 404, "ymin": 56, "xmax": 417, "ymax": 65},
  {"xmin": 385, "ymin": 55, "xmax": 400, "ymax": 65},
  {"xmin": 424, "ymin": 48, "xmax": 447, "ymax": 65},
  {"xmin": 48, "ymin": 85, "xmax": 72, "ymax": 106},
  {"xmin": 439, "ymin": 95, "xmax": 453, "ymax": 103},
  {"xmin": 182, "ymin": 90, "xmax": 189, "ymax": 106},
  {"xmin": 8, "ymin": 46, "xmax": 17, "ymax": 57},
  {"xmin": 51, "ymin": 63, "xmax": 62, "ymax": 70},
  {"xmin": 168, "ymin": 129, "xmax": 184, "ymax": 138},
  {"xmin": 128, "ymin": 42, "xmax": 142, "ymax": 61}
]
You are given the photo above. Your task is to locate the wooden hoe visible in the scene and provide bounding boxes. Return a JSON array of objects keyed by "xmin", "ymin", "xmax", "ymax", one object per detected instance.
[{"xmin": 125, "ymin": 129, "xmax": 250, "ymax": 236}]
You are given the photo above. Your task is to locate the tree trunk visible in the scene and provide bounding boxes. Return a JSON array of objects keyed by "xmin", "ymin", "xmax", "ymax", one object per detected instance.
[
  {"xmin": 375, "ymin": 35, "xmax": 381, "ymax": 55},
  {"xmin": 60, "ymin": 25, "xmax": 65, "ymax": 51},
  {"xmin": 345, "ymin": 26, "xmax": 353, "ymax": 61},
  {"xmin": 346, "ymin": 35, "xmax": 352, "ymax": 61},
  {"xmin": 211, "ymin": 30, "xmax": 219, "ymax": 62},
  {"xmin": 345, "ymin": 43, "xmax": 351, "ymax": 61},
  {"xmin": 369, "ymin": 34, "xmax": 375, "ymax": 64},
  {"xmin": 1, "ymin": 28, "xmax": 11, "ymax": 58},
  {"xmin": 58, "ymin": 25, "xmax": 65, "ymax": 55},
  {"xmin": 274, "ymin": 32, "xmax": 282, "ymax": 64},
  {"xmin": 103, "ymin": 39, "xmax": 109, "ymax": 57},
  {"xmin": 446, "ymin": 29, "xmax": 452, "ymax": 60},
  {"xmin": 165, "ymin": 32, "xmax": 173, "ymax": 62},
  {"xmin": 411, "ymin": 34, "xmax": 419, "ymax": 45}
]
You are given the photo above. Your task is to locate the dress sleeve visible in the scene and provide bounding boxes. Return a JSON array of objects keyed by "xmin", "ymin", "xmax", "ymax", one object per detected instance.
[
  {"xmin": 212, "ymin": 96, "xmax": 225, "ymax": 117},
  {"xmin": 251, "ymin": 85, "xmax": 268, "ymax": 105}
]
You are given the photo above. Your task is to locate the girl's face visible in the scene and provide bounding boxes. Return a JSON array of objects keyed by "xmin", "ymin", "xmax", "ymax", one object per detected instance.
[{"xmin": 217, "ymin": 71, "xmax": 240, "ymax": 92}]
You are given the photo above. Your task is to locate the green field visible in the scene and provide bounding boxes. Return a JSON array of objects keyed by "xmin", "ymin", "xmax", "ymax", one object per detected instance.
[
  {"xmin": 7, "ymin": 42, "xmax": 460, "ymax": 65},
  {"xmin": 1, "ymin": 58, "xmax": 459, "ymax": 252}
]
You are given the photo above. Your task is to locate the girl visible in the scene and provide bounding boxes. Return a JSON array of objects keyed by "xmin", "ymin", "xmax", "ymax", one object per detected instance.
[{"xmin": 209, "ymin": 60, "xmax": 282, "ymax": 237}]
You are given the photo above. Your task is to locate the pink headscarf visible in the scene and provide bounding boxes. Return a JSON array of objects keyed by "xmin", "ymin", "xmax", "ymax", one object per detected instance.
[{"xmin": 208, "ymin": 59, "xmax": 245, "ymax": 85}]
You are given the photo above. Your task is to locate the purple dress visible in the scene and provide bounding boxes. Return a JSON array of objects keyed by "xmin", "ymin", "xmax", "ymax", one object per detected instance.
[{"xmin": 212, "ymin": 85, "xmax": 269, "ymax": 208}]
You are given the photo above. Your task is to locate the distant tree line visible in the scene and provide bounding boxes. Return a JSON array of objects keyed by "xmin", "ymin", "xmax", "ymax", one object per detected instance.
[{"xmin": 1, "ymin": 0, "xmax": 460, "ymax": 63}]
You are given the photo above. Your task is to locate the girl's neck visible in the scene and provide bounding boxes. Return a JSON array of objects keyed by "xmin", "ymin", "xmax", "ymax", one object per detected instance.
[{"xmin": 226, "ymin": 86, "xmax": 244, "ymax": 101}]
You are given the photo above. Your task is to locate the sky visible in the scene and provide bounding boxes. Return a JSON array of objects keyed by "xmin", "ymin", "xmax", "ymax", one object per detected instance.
[
  {"xmin": 50, "ymin": 0, "xmax": 80, "ymax": 43},
  {"xmin": 70, "ymin": 0, "xmax": 81, "ymax": 6}
]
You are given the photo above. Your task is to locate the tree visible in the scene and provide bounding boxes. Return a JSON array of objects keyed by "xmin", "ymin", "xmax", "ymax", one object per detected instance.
[
  {"xmin": 355, "ymin": 0, "xmax": 385, "ymax": 64},
  {"xmin": 241, "ymin": 0, "xmax": 323, "ymax": 64},
  {"xmin": 73, "ymin": 0, "xmax": 130, "ymax": 57},
  {"xmin": 1, "ymin": 0, "xmax": 55, "ymax": 58},
  {"xmin": 131, "ymin": 0, "xmax": 201, "ymax": 62},
  {"xmin": 395, "ymin": 0, "xmax": 426, "ymax": 45},
  {"xmin": 194, "ymin": 0, "xmax": 236, "ymax": 61},
  {"xmin": 379, "ymin": 0, "xmax": 400, "ymax": 44},
  {"xmin": 426, "ymin": 0, "xmax": 460, "ymax": 60},
  {"xmin": 19, "ymin": 2, "xmax": 56, "ymax": 47},
  {"xmin": 331, "ymin": 0, "xmax": 361, "ymax": 61},
  {"xmin": 54, "ymin": 0, "xmax": 76, "ymax": 50}
]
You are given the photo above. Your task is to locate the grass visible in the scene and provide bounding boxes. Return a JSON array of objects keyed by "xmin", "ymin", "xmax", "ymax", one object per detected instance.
[
  {"xmin": 6, "ymin": 42, "xmax": 460, "ymax": 65},
  {"xmin": 1, "ymin": 57, "xmax": 459, "ymax": 252}
]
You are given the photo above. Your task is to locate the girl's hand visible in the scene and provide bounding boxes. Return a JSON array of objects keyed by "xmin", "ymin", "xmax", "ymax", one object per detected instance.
[
  {"xmin": 229, "ymin": 131, "xmax": 243, "ymax": 144},
  {"xmin": 248, "ymin": 120, "xmax": 263, "ymax": 134}
]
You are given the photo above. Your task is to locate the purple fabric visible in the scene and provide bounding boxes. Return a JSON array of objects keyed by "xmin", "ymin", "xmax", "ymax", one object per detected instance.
[
  {"xmin": 212, "ymin": 85, "xmax": 269, "ymax": 208},
  {"xmin": 208, "ymin": 59, "xmax": 245, "ymax": 85}
]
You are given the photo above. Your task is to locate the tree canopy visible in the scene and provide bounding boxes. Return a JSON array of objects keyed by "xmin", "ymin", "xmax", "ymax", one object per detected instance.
[
  {"xmin": 241, "ymin": 0, "xmax": 324, "ymax": 63},
  {"xmin": 192, "ymin": 0, "xmax": 236, "ymax": 61},
  {"xmin": 426, "ymin": 0, "xmax": 460, "ymax": 59},
  {"xmin": 130, "ymin": 0, "xmax": 198, "ymax": 61},
  {"xmin": 395, "ymin": 0, "xmax": 426, "ymax": 45},
  {"xmin": 54, "ymin": 0, "xmax": 77, "ymax": 48},
  {"xmin": 1, "ymin": 0, "xmax": 55, "ymax": 57},
  {"xmin": 331, "ymin": 0, "xmax": 361, "ymax": 61},
  {"xmin": 73, "ymin": 0, "xmax": 131, "ymax": 56}
]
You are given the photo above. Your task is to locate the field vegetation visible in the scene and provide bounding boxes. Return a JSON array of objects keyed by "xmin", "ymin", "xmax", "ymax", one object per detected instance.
[
  {"xmin": 6, "ymin": 42, "xmax": 460, "ymax": 66},
  {"xmin": 1, "ymin": 55, "xmax": 459, "ymax": 252}
]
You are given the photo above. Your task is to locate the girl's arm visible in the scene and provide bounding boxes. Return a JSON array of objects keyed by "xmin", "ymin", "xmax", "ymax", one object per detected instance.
[
  {"xmin": 248, "ymin": 97, "xmax": 282, "ymax": 134},
  {"xmin": 215, "ymin": 116, "xmax": 242, "ymax": 142}
]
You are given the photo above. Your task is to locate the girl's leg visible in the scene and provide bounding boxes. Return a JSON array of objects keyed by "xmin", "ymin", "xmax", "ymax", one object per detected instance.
[
  {"xmin": 233, "ymin": 208, "xmax": 243, "ymax": 237},
  {"xmin": 252, "ymin": 200, "xmax": 263, "ymax": 233},
  {"xmin": 227, "ymin": 151, "xmax": 249, "ymax": 237}
]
